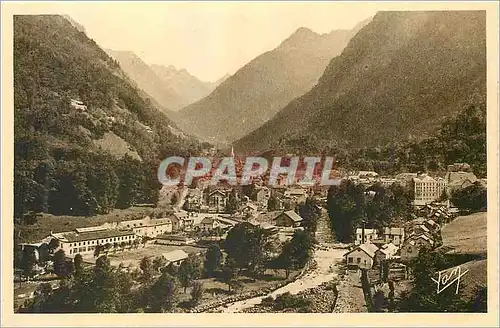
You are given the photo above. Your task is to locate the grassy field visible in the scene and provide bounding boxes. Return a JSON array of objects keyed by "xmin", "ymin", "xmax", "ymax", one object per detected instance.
[
  {"xmin": 177, "ymin": 269, "xmax": 301, "ymax": 307},
  {"xmin": 441, "ymin": 212, "xmax": 487, "ymax": 255},
  {"xmin": 15, "ymin": 206, "xmax": 162, "ymax": 243},
  {"xmin": 82, "ymin": 243, "xmax": 207, "ymax": 267}
]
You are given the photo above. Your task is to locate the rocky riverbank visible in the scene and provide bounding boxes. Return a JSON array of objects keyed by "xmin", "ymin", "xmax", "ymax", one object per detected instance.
[
  {"xmin": 242, "ymin": 280, "xmax": 339, "ymax": 313},
  {"xmin": 188, "ymin": 260, "xmax": 317, "ymax": 313}
]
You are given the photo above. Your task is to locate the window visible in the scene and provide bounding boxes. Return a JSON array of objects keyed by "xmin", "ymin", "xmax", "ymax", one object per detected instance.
[
  {"xmin": 69, "ymin": 250, "xmax": 72, "ymax": 254},
  {"xmin": 348, "ymin": 257, "xmax": 353, "ymax": 263},
  {"xmin": 357, "ymin": 258, "xmax": 361, "ymax": 264}
]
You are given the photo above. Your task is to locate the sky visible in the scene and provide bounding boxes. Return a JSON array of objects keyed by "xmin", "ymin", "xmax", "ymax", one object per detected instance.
[{"xmin": 38, "ymin": 2, "xmax": 377, "ymax": 82}]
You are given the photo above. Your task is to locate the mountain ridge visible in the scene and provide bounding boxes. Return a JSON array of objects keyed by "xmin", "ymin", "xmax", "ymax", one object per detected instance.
[
  {"xmin": 173, "ymin": 19, "xmax": 372, "ymax": 144},
  {"xmin": 234, "ymin": 11, "xmax": 486, "ymax": 154}
]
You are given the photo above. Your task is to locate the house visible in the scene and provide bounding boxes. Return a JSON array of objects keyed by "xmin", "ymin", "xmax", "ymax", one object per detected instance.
[
  {"xmin": 70, "ymin": 99, "xmax": 87, "ymax": 111},
  {"xmin": 199, "ymin": 217, "xmax": 223, "ymax": 232},
  {"xmin": 156, "ymin": 234, "xmax": 195, "ymax": 246},
  {"xmin": 380, "ymin": 178, "xmax": 397, "ymax": 188},
  {"xmin": 284, "ymin": 188, "xmax": 308, "ymax": 199},
  {"xmin": 400, "ymin": 240, "xmax": 420, "ymax": 261},
  {"xmin": 207, "ymin": 190, "xmax": 227, "ymax": 213},
  {"xmin": 253, "ymin": 187, "xmax": 270, "ymax": 203},
  {"xmin": 241, "ymin": 203, "xmax": 258, "ymax": 216},
  {"xmin": 162, "ymin": 250, "xmax": 189, "ymax": 265},
  {"xmin": 169, "ymin": 210, "xmax": 190, "ymax": 231},
  {"xmin": 355, "ymin": 228, "xmax": 378, "ymax": 245},
  {"xmin": 410, "ymin": 234, "xmax": 434, "ymax": 248},
  {"xmin": 424, "ymin": 219, "xmax": 439, "ymax": 231},
  {"xmin": 274, "ymin": 210, "xmax": 303, "ymax": 227},
  {"xmin": 412, "ymin": 174, "xmax": 447, "ymax": 206},
  {"xmin": 394, "ymin": 173, "xmax": 418, "ymax": 189},
  {"xmin": 382, "ymin": 227, "xmax": 405, "ymax": 246},
  {"xmin": 413, "ymin": 224, "xmax": 430, "ymax": 235},
  {"xmin": 118, "ymin": 216, "xmax": 172, "ymax": 238},
  {"xmin": 445, "ymin": 169, "xmax": 478, "ymax": 193},
  {"xmin": 374, "ymin": 243, "xmax": 399, "ymax": 264},
  {"xmin": 50, "ymin": 227, "xmax": 137, "ymax": 257},
  {"xmin": 345, "ymin": 243, "xmax": 379, "ymax": 269},
  {"xmin": 358, "ymin": 171, "xmax": 379, "ymax": 179}
]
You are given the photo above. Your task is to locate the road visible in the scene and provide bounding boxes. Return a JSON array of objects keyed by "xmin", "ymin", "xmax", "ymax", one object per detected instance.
[{"xmin": 216, "ymin": 243, "xmax": 347, "ymax": 313}]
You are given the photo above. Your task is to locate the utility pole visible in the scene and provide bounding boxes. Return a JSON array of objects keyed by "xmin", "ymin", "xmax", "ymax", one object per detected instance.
[{"xmin": 361, "ymin": 219, "xmax": 366, "ymax": 244}]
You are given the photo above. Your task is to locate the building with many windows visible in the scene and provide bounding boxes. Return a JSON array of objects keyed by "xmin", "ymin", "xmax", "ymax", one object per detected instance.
[
  {"xmin": 412, "ymin": 174, "xmax": 447, "ymax": 206},
  {"xmin": 50, "ymin": 226, "xmax": 137, "ymax": 256}
]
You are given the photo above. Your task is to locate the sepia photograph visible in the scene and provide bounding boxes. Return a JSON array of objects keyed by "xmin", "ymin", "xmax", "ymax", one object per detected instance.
[{"xmin": 1, "ymin": 1, "xmax": 499, "ymax": 327}]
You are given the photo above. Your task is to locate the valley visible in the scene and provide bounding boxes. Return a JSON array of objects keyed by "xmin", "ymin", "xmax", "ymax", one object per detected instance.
[{"xmin": 10, "ymin": 6, "xmax": 490, "ymax": 317}]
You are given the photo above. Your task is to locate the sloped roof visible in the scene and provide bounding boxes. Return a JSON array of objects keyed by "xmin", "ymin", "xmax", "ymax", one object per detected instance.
[
  {"xmin": 383, "ymin": 227, "xmax": 404, "ymax": 235},
  {"xmin": 200, "ymin": 217, "xmax": 216, "ymax": 225},
  {"xmin": 347, "ymin": 242, "xmax": 379, "ymax": 258},
  {"xmin": 359, "ymin": 243, "xmax": 379, "ymax": 257},
  {"xmin": 356, "ymin": 228, "xmax": 377, "ymax": 235},
  {"xmin": 162, "ymin": 249, "xmax": 189, "ymax": 263},
  {"xmin": 209, "ymin": 189, "xmax": 226, "ymax": 196},
  {"xmin": 120, "ymin": 216, "xmax": 171, "ymax": 228},
  {"xmin": 413, "ymin": 175, "xmax": 436, "ymax": 183},
  {"xmin": 279, "ymin": 210, "xmax": 303, "ymax": 222},
  {"xmin": 56, "ymin": 229, "xmax": 135, "ymax": 243}
]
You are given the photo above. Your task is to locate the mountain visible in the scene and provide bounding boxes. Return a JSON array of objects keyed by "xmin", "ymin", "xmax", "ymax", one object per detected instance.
[
  {"xmin": 150, "ymin": 64, "xmax": 223, "ymax": 110},
  {"xmin": 105, "ymin": 50, "xmax": 187, "ymax": 111},
  {"xmin": 235, "ymin": 11, "xmax": 486, "ymax": 153},
  {"xmin": 213, "ymin": 73, "xmax": 231, "ymax": 87},
  {"xmin": 174, "ymin": 20, "xmax": 371, "ymax": 144},
  {"xmin": 14, "ymin": 15, "xmax": 203, "ymax": 218}
]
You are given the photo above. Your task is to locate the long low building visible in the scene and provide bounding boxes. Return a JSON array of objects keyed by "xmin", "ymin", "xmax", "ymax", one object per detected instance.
[{"xmin": 50, "ymin": 227, "xmax": 137, "ymax": 256}]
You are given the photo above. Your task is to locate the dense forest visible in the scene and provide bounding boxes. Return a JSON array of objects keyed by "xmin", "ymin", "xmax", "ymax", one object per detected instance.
[
  {"xmin": 14, "ymin": 15, "xmax": 204, "ymax": 221},
  {"xmin": 273, "ymin": 95, "xmax": 487, "ymax": 178}
]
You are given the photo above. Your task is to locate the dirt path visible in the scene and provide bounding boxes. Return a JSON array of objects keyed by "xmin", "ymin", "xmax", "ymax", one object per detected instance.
[{"xmin": 216, "ymin": 245, "xmax": 346, "ymax": 313}]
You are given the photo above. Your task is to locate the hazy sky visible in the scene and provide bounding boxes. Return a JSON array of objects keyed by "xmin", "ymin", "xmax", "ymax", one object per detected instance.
[{"xmin": 40, "ymin": 2, "xmax": 377, "ymax": 82}]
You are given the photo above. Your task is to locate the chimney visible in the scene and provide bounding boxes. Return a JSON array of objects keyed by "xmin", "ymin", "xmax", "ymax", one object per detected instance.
[{"xmin": 361, "ymin": 221, "xmax": 366, "ymax": 244}]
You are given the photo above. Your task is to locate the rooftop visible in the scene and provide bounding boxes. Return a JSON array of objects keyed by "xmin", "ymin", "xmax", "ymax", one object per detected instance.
[
  {"xmin": 54, "ymin": 229, "xmax": 135, "ymax": 243},
  {"xmin": 162, "ymin": 249, "xmax": 189, "ymax": 263},
  {"xmin": 279, "ymin": 210, "xmax": 303, "ymax": 222}
]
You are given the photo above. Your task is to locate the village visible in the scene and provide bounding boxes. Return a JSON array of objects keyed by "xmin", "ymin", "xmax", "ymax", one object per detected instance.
[{"xmin": 14, "ymin": 158, "xmax": 486, "ymax": 313}]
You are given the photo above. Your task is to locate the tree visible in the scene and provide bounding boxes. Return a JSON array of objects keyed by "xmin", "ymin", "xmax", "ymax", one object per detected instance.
[
  {"xmin": 272, "ymin": 230, "xmax": 315, "ymax": 278},
  {"xmin": 267, "ymin": 194, "xmax": 281, "ymax": 211},
  {"xmin": 140, "ymin": 256, "xmax": 153, "ymax": 283},
  {"xmin": 104, "ymin": 243, "xmax": 112, "ymax": 254},
  {"xmin": 53, "ymin": 249, "xmax": 68, "ymax": 278},
  {"xmin": 204, "ymin": 244, "xmax": 223, "ymax": 277},
  {"xmin": 190, "ymin": 281, "xmax": 204, "ymax": 307},
  {"xmin": 21, "ymin": 249, "xmax": 37, "ymax": 280},
  {"xmin": 396, "ymin": 248, "xmax": 471, "ymax": 312},
  {"xmin": 451, "ymin": 182, "xmax": 487, "ymax": 213},
  {"xmin": 48, "ymin": 238, "xmax": 60, "ymax": 253},
  {"xmin": 219, "ymin": 257, "xmax": 239, "ymax": 292},
  {"xmin": 178, "ymin": 255, "xmax": 203, "ymax": 293},
  {"xmin": 225, "ymin": 189, "xmax": 239, "ymax": 214},
  {"xmin": 74, "ymin": 254, "xmax": 83, "ymax": 276},
  {"xmin": 327, "ymin": 180, "xmax": 366, "ymax": 243},
  {"xmin": 38, "ymin": 243, "xmax": 50, "ymax": 263},
  {"xmin": 223, "ymin": 223, "xmax": 271, "ymax": 275},
  {"xmin": 148, "ymin": 272, "xmax": 178, "ymax": 312},
  {"xmin": 298, "ymin": 197, "xmax": 320, "ymax": 234},
  {"xmin": 94, "ymin": 244, "xmax": 103, "ymax": 258},
  {"xmin": 162, "ymin": 262, "xmax": 178, "ymax": 276},
  {"xmin": 152, "ymin": 256, "xmax": 167, "ymax": 273}
]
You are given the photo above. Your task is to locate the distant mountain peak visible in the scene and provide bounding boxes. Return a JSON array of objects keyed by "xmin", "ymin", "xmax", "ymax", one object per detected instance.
[
  {"xmin": 175, "ymin": 22, "xmax": 364, "ymax": 142},
  {"xmin": 280, "ymin": 27, "xmax": 321, "ymax": 46}
]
